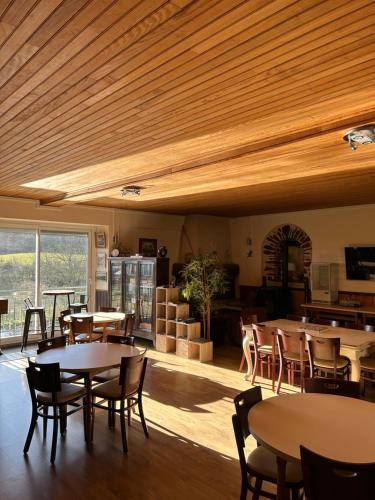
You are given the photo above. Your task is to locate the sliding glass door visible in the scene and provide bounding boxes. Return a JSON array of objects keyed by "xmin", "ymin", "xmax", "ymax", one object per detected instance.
[
  {"xmin": 0, "ymin": 229, "xmax": 36, "ymax": 336},
  {"xmin": 0, "ymin": 226, "xmax": 89, "ymax": 338},
  {"xmin": 40, "ymin": 231, "xmax": 89, "ymax": 319}
]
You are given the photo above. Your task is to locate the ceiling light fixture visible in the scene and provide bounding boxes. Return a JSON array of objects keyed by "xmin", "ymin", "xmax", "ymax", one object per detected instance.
[
  {"xmin": 343, "ymin": 124, "xmax": 375, "ymax": 151},
  {"xmin": 120, "ymin": 185, "xmax": 142, "ymax": 197}
]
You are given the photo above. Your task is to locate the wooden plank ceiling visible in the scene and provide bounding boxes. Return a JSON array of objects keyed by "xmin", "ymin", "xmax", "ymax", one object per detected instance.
[{"xmin": 0, "ymin": 0, "xmax": 374, "ymax": 216}]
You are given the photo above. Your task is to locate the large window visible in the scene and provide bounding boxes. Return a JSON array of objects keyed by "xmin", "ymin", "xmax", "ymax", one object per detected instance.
[{"xmin": 0, "ymin": 227, "xmax": 89, "ymax": 337}]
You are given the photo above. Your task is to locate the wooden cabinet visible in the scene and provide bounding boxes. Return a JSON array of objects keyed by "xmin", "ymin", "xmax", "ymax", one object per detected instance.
[{"xmin": 109, "ymin": 257, "xmax": 169, "ymax": 341}]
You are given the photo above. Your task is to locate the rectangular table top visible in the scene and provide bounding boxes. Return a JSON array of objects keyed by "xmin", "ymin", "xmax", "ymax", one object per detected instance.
[
  {"xmin": 244, "ymin": 319, "xmax": 375, "ymax": 349},
  {"xmin": 301, "ymin": 302, "xmax": 375, "ymax": 315}
]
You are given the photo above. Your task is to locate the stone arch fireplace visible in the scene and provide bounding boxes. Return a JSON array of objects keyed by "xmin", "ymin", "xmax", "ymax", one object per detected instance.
[{"xmin": 262, "ymin": 224, "xmax": 312, "ymax": 285}]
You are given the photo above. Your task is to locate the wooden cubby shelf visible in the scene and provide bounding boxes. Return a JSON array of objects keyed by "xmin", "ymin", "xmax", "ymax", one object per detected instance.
[{"xmin": 155, "ymin": 286, "xmax": 213, "ymax": 362}]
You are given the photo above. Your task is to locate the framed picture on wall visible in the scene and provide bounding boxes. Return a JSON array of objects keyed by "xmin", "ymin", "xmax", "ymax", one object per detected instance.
[
  {"xmin": 139, "ymin": 238, "xmax": 157, "ymax": 257},
  {"xmin": 96, "ymin": 250, "xmax": 107, "ymax": 270},
  {"xmin": 96, "ymin": 271, "xmax": 107, "ymax": 282},
  {"xmin": 95, "ymin": 232, "xmax": 106, "ymax": 248}
]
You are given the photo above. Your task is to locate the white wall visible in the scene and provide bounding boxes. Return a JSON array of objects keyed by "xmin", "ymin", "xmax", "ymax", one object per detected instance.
[{"xmin": 230, "ymin": 204, "xmax": 375, "ymax": 293}]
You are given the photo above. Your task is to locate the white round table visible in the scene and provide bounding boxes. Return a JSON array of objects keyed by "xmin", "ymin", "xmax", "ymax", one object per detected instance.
[
  {"xmin": 249, "ymin": 393, "xmax": 375, "ymax": 499},
  {"xmin": 36, "ymin": 343, "xmax": 140, "ymax": 441}
]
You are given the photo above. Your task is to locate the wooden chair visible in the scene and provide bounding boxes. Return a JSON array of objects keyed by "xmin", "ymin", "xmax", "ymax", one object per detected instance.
[
  {"xmin": 93, "ymin": 335, "xmax": 136, "ymax": 383},
  {"xmin": 300, "ymin": 445, "xmax": 375, "ymax": 500},
  {"xmin": 239, "ymin": 314, "xmax": 258, "ymax": 372},
  {"xmin": 93, "ymin": 306, "xmax": 119, "ymax": 334},
  {"xmin": 37, "ymin": 336, "xmax": 81, "ymax": 383},
  {"xmin": 58, "ymin": 308, "xmax": 72, "ymax": 342},
  {"xmin": 109, "ymin": 313, "xmax": 136, "ymax": 337},
  {"xmin": 359, "ymin": 355, "xmax": 375, "ymax": 396},
  {"xmin": 92, "ymin": 350, "xmax": 148, "ymax": 452},
  {"xmin": 252, "ymin": 324, "xmax": 278, "ymax": 391},
  {"xmin": 70, "ymin": 315, "xmax": 102, "ymax": 343},
  {"xmin": 304, "ymin": 377, "xmax": 360, "ymax": 399},
  {"xmin": 306, "ymin": 334, "xmax": 350, "ymax": 379},
  {"xmin": 276, "ymin": 329, "xmax": 308, "ymax": 393},
  {"xmin": 23, "ymin": 360, "xmax": 87, "ymax": 463},
  {"xmin": 232, "ymin": 386, "xmax": 303, "ymax": 500}
]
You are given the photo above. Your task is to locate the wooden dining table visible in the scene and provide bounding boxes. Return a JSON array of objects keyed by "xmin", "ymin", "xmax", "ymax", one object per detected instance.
[
  {"xmin": 249, "ymin": 393, "xmax": 375, "ymax": 500},
  {"xmin": 64, "ymin": 311, "xmax": 125, "ymax": 338},
  {"xmin": 243, "ymin": 319, "xmax": 375, "ymax": 382},
  {"xmin": 35, "ymin": 342, "xmax": 140, "ymax": 441}
]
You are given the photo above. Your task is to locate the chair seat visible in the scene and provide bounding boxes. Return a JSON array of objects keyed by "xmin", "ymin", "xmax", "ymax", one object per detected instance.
[
  {"xmin": 92, "ymin": 378, "xmax": 138, "ymax": 400},
  {"xmin": 360, "ymin": 356, "xmax": 375, "ymax": 371},
  {"xmin": 37, "ymin": 384, "xmax": 86, "ymax": 404},
  {"xmin": 60, "ymin": 371, "xmax": 81, "ymax": 383},
  {"xmin": 246, "ymin": 446, "xmax": 302, "ymax": 485},
  {"xmin": 93, "ymin": 368, "xmax": 120, "ymax": 383},
  {"xmin": 314, "ymin": 356, "xmax": 349, "ymax": 370},
  {"xmin": 284, "ymin": 351, "xmax": 309, "ymax": 363},
  {"xmin": 75, "ymin": 332, "xmax": 103, "ymax": 343}
]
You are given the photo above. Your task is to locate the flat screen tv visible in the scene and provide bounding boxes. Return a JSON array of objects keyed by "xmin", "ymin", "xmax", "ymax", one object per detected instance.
[{"xmin": 345, "ymin": 247, "xmax": 375, "ymax": 281}]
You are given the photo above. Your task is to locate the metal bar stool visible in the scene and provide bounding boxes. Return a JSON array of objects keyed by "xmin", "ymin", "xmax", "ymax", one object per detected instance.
[{"xmin": 21, "ymin": 299, "xmax": 47, "ymax": 351}]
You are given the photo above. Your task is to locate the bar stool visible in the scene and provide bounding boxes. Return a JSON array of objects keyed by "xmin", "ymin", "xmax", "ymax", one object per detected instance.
[{"xmin": 21, "ymin": 299, "xmax": 47, "ymax": 351}]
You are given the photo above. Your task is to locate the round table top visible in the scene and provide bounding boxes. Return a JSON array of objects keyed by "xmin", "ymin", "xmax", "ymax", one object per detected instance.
[
  {"xmin": 249, "ymin": 393, "xmax": 375, "ymax": 463},
  {"xmin": 42, "ymin": 289, "xmax": 75, "ymax": 296},
  {"xmin": 35, "ymin": 343, "xmax": 140, "ymax": 372},
  {"xmin": 64, "ymin": 311, "xmax": 125, "ymax": 325}
]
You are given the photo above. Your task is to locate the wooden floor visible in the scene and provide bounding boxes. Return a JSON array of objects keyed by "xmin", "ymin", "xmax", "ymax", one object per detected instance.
[{"xmin": 0, "ymin": 343, "xmax": 296, "ymax": 500}]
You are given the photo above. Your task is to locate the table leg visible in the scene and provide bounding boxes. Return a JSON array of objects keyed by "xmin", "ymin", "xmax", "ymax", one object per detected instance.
[
  {"xmin": 276, "ymin": 456, "xmax": 288, "ymax": 500},
  {"xmin": 243, "ymin": 333, "xmax": 253, "ymax": 381},
  {"xmin": 51, "ymin": 295, "xmax": 57, "ymax": 338},
  {"xmin": 84, "ymin": 373, "xmax": 94, "ymax": 442}
]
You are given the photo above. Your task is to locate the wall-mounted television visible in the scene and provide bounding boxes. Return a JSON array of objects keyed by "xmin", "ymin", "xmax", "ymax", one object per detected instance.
[{"xmin": 345, "ymin": 247, "xmax": 375, "ymax": 281}]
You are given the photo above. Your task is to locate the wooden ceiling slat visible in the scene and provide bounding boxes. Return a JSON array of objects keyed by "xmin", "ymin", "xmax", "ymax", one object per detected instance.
[
  {"xmin": 2, "ymin": 21, "xmax": 373, "ymax": 175},
  {"xmin": 0, "ymin": 0, "xmax": 364, "ymax": 157},
  {"xmin": 0, "ymin": 0, "xmax": 374, "ymax": 215},
  {"xmin": 0, "ymin": 0, "xmax": 370, "ymax": 168}
]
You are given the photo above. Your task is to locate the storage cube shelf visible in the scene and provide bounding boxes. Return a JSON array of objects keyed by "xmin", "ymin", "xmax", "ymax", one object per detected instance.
[{"xmin": 155, "ymin": 286, "xmax": 212, "ymax": 362}]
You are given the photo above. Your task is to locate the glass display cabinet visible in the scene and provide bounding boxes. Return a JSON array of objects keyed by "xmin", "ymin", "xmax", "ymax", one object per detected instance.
[{"xmin": 109, "ymin": 257, "xmax": 169, "ymax": 341}]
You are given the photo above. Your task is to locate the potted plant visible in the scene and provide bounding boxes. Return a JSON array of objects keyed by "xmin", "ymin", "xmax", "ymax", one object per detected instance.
[{"xmin": 181, "ymin": 253, "xmax": 227, "ymax": 341}]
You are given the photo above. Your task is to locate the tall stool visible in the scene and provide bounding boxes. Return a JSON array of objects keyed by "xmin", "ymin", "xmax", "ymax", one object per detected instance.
[{"xmin": 21, "ymin": 299, "xmax": 47, "ymax": 351}]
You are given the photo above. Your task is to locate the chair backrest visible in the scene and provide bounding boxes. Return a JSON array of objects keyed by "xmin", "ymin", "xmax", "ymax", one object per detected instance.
[
  {"xmin": 277, "ymin": 328, "xmax": 305, "ymax": 359},
  {"xmin": 363, "ymin": 324, "xmax": 375, "ymax": 332},
  {"xmin": 252, "ymin": 323, "xmax": 276, "ymax": 351},
  {"xmin": 59, "ymin": 309, "xmax": 71, "ymax": 335},
  {"xmin": 306, "ymin": 334, "xmax": 340, "ymax": 362},
  {"xmin": 300, "ymin": 445, "xmax": 375, "ymax": 500},
  {"xmin": 70, "ymin": 315, "xmax": 93, "ymax": 338},
  {"xmin": 26, "ymin": 360, "xmax": 61, "ymax": 399},
  {"xmin": 107, "ymin": 334, "xmax": 135, "ymax": 346},
  {"xmin": 24, "ymin": 297, "xmax": 34, "ymax": 309},
  {"xmin": 301, "ymin": 316, "xmax": 310, "ymax": 323},
  {"xmin": 233, "ymin": 386, "xmax": 262, "ymax": 441},
  {"xmin": 37, "ymin": 336, "xmax": 66, "ymax": 354},
  {"xmin": 304, "ymin": 377, "xmax": 360, "ymax": 399},
  {"xmin": 239, "ymin": 313, "xmax": 258, "ymax": 337},
  {"xmin": 330, "ymin": 320, "xmax": 340, "ymax": 327},
  {"xmin": 287, "ymin": 314, "xmax": 310, "ymax": 323},
  {"xmin": 124, "ymin": 313, "xmax": 135, "ymax": 336},
  {"xmin": 119, "ymin": 350, "xmax": 147, "ymax": 397},
  {"xmin": 99, "ymin": 306, "xmax": 117, "ymax": 312}
]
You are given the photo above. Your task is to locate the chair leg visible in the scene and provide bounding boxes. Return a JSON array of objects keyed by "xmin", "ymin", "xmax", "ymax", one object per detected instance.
[
  {"xmin": 239, "ymin": 352, "xmax": 245, "ymax": 372},
  {"xmin": 43, "ymin": 405, "xmax": 48, "ymax": 439},
  {"xmin": 21, "ymin": 312, "xmax": 31, "ymax": 352},
  {"xmin": 50, "ymin": 407, "xmax": 59, "ymax": 464},
  {"xmin": 108, "ymin": 401, "xmax": 113, "ymax": 428},
  {"xmin": 252, "ymin": 477, "xmax": 262, "ymax": 500},
  {"xmin": 251, "ymin": 355, "xmax": 259, "ymax": 385},
  {"xmin": 138, "ymin": 396, "xmax": 149, "ymax": 438},
  {"xmin": 120, "ymin": 401, "xmax": 128, "ymax": 453},
  {"xmin": 291, "ymin": 487, "xmax": 300, "ymax": 500},
  {"xmin": 127, "ymin": 399, "xmax": 131, "ymax": 426},
  {"xmin": 23, "ymin": 407, "xmax": 38, "ymax": 454},
  {"xmin": 276, "ymin": 356, "xmax": 283, "ymax": 394},
  {"xmin": 240, "ymin": 473, "xmax": 248, "ymax": 500},
  {"xmin": 60, "ymin": 405, "xmax": 67, "ymax": 436}
]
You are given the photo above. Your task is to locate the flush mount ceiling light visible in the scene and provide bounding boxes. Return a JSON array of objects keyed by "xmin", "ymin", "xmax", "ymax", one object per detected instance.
[
  {"xmin": 343, "ymin": 124, "xmax": 375, "ymax": 151},
  {"xmin": 120, "ymin": 185, "xmax": 142, "ymax": 197}
]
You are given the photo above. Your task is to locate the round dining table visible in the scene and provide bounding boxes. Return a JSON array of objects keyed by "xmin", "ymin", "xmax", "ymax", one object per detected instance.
[
  {"xmin": 64, "ymin": 311, "xmax": 126, "ymax": 338},
  {"xmin": 36, "ymin": 342, "xmax": 140, "ymax": 441},
  {"xmin": 42, "ymin": 289, "xmax": 75, "ymax": 337},
  {"xmin": 249, "ymin": 393, "xmax": 375, "ymax": 500}
]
